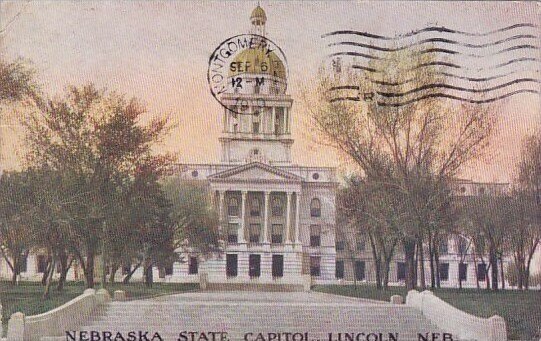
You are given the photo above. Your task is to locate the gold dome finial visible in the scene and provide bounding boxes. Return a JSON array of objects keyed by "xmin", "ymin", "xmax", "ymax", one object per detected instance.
[{"xmin": 250, "ymin": 4, "xmax": 267, "ymax": 24}]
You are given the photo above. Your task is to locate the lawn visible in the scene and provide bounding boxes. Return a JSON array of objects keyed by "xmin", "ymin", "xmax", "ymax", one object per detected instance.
[
  {"xmin": 0, "ymin": 281, "xmax": 198, "ymax": 334},
  {"xmin": 313, "ymin": 285, "xmax": 541, "ymax": 341}
]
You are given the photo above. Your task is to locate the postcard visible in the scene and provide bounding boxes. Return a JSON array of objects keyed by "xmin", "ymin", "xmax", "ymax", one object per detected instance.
[{"xmin": 0, "ymin": 1, "xmax": 539, "ymax": 341}]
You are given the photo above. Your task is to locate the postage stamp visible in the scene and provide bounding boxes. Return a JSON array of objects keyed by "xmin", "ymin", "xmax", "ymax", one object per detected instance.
[{"xmin": 0, "ymin": 1, "xmax": 539, "ymax": 341}]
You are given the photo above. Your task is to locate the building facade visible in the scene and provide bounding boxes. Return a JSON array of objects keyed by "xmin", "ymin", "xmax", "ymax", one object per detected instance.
[{"xmin": 171, "ymin": 6, "xmax": 338, "ymax": 288}]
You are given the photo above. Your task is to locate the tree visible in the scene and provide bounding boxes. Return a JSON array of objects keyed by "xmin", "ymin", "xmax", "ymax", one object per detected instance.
[
  {"xmin": 463, "ymin": 194, "xmax": 511, "ymax": 290},
  {"xmin": 0, "ymin": 171, "xmax": 33, "ymax": 285},
  {"xmin": 305, "ymin": 46, "xmax": 498, "ymax": 290},
  {"xmin": 0, "ymin": 58, "xmax": 36, "ymax": 105},
  {"xmin": 162, "ymin": 178, "xmax": 220, "ymax": 257},
  {"xmin": 510, "ymin": 132, "xmax": 541, "ymax": 289},
  {"xmin": 23, "ymin": 84, "xmax": 172, "ymax": 288}
]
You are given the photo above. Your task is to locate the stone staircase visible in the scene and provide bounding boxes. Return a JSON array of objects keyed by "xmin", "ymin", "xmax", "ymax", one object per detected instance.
[{"xmin": 59, "ymin": 292, "xmax": 455, "ymax": 341}]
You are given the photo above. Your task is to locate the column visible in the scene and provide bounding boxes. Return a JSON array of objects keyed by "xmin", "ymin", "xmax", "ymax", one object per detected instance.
[
  {"xmin": 218, "ymin": 191, "xmax": 225, "ymax": 246},
  {"xmin": 271, "ymin": 107, "xmax": 276, "ymax": 134},
  {"xmin": 285, "ymin": 191, "xmax": 292, "ymax": 243},
  {"xmin": 294, "ymin": 192, "xmax": 301, "ymax": 243},
  {"xmin": 263, "ymin": 191, "xmax": 270, "ymax": 243},
  {"xmin": 240, "ymin": 190, "xmax": 247, "ymax": 243},
  {"xmin": 218, "ymin": 190, "xmax": 225, "ymax": 222}
]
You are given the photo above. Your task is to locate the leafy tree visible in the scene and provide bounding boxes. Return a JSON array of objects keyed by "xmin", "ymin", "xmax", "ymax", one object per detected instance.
[
  {"xmin": 305, "ymin": 46, "xmax": 498, "ymax": 290},
  {"xmin": 23, "ymin": 84, "xmax": 172, "ymax": 288},
  {"xmin": 0, "ymin": 171, "xmax": 33, "ymax": 285},
  {"xmin": 162, "ymin": 178, "xmax": 220, "ymax": 257}
]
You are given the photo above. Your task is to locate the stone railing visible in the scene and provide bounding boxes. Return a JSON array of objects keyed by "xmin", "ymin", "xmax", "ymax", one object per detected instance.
[
  {"xmin": 406, "ymin": 290, "xmax": 506, "ymax": 341},
  {"xmin": 6, "ymin": 288, "xmax": 110, "ymax": 341}
]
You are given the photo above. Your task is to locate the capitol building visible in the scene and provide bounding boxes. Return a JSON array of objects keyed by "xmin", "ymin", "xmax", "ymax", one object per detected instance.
[{"xmin": 172, "ymin": 5, "xmax": 338, "ymax": 289}]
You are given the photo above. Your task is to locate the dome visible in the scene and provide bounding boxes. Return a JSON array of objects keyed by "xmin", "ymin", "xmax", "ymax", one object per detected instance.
[
  {"xmin": 229, "ymin": 47, "xmax": 286, "ymax": 79},
  {"xmin": 250, "ymin": 5, "xmax": 267, "ymax": 22}
]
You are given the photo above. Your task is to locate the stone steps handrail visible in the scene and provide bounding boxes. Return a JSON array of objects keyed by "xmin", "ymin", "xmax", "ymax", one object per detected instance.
[
  {"xmin": 6, "ymin": 288, "xmax": 111, "ymax": 341},
  {"xmin": 406, "ymin": 290, "xmax": 506, "ymax": 341}
]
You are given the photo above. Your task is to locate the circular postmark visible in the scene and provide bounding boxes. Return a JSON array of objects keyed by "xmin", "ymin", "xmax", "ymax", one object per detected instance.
[{"xmin": 207, "ymin": 34, "xmax": 288, "ymax": 115}]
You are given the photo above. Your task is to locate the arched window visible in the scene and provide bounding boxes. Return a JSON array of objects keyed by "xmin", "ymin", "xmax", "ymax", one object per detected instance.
[
  {"xmin": 310, "ymin": 198, "xmax": 321, "ymax": 217},
  {"xmin": 272, "ymin": 197, "xmax": 283, "ymax": 216},
  {"xmin": 250, "ymin": 197, "xmax": 261, "ymax": 216},
  {"xmin": 228, "ymin": 197, "xmax": 239, "ymax": 217}
]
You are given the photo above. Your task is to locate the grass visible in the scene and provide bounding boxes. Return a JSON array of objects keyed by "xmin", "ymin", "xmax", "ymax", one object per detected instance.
[
  {"xmin": 0, "ymin": 281, "xmax": 198, "ymax": 334},
  {"xmin": 313, "ymin": 285, "xmax": 541, "ymax": 341}
]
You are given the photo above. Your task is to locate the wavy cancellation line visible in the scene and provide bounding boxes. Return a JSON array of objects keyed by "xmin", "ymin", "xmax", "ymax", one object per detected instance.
[
  {"xmin": 321, "ymin": 23, "xmax": 539, "ymax": 40},
  {"xmin": 347, "ymin": 58, "xmax": 540, "ymax": 73},
  {"xmin": 367, "ymin": 70, "xmax": 541, "ymax": 86},
  {"xmin": 327, "ymin": 42, "xmax": 539, "ymax": 58},
  {"xmin": 328, "ymin": 78, "xmax": 541, "ymax": 97},
  {"xmin": 329, "ymin": 89, "xmax": 540, "ymax": 106}
]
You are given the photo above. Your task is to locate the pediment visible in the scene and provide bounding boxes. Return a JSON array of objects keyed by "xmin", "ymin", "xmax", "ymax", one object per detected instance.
[{"xmin": 208, "ymin": 162, "xmax": 302, "ymax": 182}]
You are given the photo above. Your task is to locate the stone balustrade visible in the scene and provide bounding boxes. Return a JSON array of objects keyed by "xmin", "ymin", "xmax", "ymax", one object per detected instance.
[
  {"xmin": 406, "ymin": 290, "xmax": 506, "ymax": 341},
  {"xmin": 7, "ymin": 288, "xmax": 110, "ymax": 341}
]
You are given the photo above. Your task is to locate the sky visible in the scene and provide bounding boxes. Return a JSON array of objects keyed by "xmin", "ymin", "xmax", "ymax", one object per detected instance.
[{"xmin": 0, "ymin": 0, "xmax": 540, "ymax": 182}]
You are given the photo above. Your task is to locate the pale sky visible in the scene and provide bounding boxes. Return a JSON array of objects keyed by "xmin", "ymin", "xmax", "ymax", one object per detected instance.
[{"xmin": 1, "ymin": 0, "xmax": 540, "ymax": 182}]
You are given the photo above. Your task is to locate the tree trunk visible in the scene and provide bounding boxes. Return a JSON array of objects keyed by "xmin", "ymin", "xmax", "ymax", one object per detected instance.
[
  {"xmin": 404, "ymin": 239, "xmax": 417, "ymax": 291},
  {"xmin": 109, "ymin": 262, "xmax": 119, "ymax": 283},
  {"xmin": 41, "ymin": 256, "xmax": 51, "ymax": 286},
  {"xmin": 489, "ymin": 247, "xmax": 499, "ymax": 290},
  {"xmin": 56, "ymin": 251, "xmax": 69, "ymax": 291},
  {"xmin": 434, "ymin": 248, "xmax": 441, "ymax": 288},
  {"xmin": 368, "ymin": 233, "xmax": 382, "ymax": 290},
  {"xmin": 144, "ymin": 264, "xmax": 153, "ymax": 288},
  {"xmin": 499, "ymin": 256, "xmax": 505, "ymax": 290},
  {"xmin": 11, "ymin": 257, "xmax": 19, "ymax": 286},
  {"xmin": 418, "ymin": 240, "xmax": 426, "ymax": 290},
  {"xmin": 43, "ymin": 258, "xmax": 56, "ymax": 299},
  {"xmin": 84, "ymin": 249, "xmax": 95, "ymax": 288},
  {"xmin": 428, "ymin": 241, "xmax": 435, "ymax": 288},
  {"xmin": 382, "ymin": 257, "xmax": 391, "ymax": 289},
  {"xmin": 458, "ymin": 262, "xmax": 463, "ymax": 290}
]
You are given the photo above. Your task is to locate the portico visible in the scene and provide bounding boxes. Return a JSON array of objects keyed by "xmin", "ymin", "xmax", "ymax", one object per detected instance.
[{"xmin": 215, "ymin": 188, "xmax": 302, "ymax": 247}]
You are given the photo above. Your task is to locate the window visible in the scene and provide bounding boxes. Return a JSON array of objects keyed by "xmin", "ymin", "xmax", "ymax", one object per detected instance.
[
  {"xmin": 165, "ymin": 264, "xmax": 174, "ymax": 276},
  {"xmin": 250, "ymin": 197, "xmax": 261, "ymax": 216},
  {"xmin": 335, "ymin": 261, "xmax": 344, "ymax": 279},
  {"xmin": 478, "ymin": 187, "xmax": 485, "ymax": 195},
  {"xmin": 355, "ymin": 261, "xmax": 366, "ymax": 281},
  {"xmin": 310, "ymin": 198, "xmax": 321, "ymax": 217},
  {"xmin": 312, "ymin": 173, "xmax": 320, "ymax": 180},
  {"xmin": 189, "ymin": 257, "xmax": 198, "ymax": 275},
  {"xmin": 310, "ymin": 256, "xmax": 321, "ymax": 277},
  {"xmin": 37, "ymin": 255, "xmax": 48, "ymax": 273},
  {"xmin": 191, "ymin": 170, "xmax": 198, "ymax": 178},
  {"xmin": 272, "ymin": 197, "xmax": 284, "ymax": 216},
  {"xmin": 397, "ymin": 262, "xmax": 406, "ymax": 281},
  {"xmin": 459, "ymin": 263, "xmax": 467, "ymax": 281},
  {"xmin": 226, "ymin": 254, "xmax": 238, "ymax": 277},
  {"xmin": 310, "ymin": 225, "xmax": 321, "ymax": 247},
  {"xmin": 271, "ymin": 224, "xmax": 283, "ymax": 244},
  {"xmin": 228, "ymin": 197, "xmax": 239, "ymax": 217},
  {"xmin": 439, "ymin": 239, "xmax": 448, "ymax": 255},
  {"xmin": 249, "ymin": 254, "xmax": 261, "ymax": 278},
  {"xmin": 272, "ymin": 255, "xmax": 284, "ymax": 278},
  {"xmin": 439, "ymin": 263, "xmax": 449, "ymax": 281},
  {"xmin": 227, "ymin": 223, "xmax": 238, "ymax": 243},
  {"xmin": 233, "ymin": 123, "xmax": 238, "ymax": 133},
  {"xmin": 477, "ymin": 263, "xmax": 487, "ymax": 281},
  {"xmin": 357, "ymin": 239, "xmax": 366, "ymax": 252},
  {"xmin": 335, "ymin": 240, "xmax": 345, "ymax": 251},
  {"xmin": 252, "ymin": 114, "xmax": 260, "ymax": 133},
  {"xmin": 249, "ymin": 224, "xmax": 261, "ymax": 243}
]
